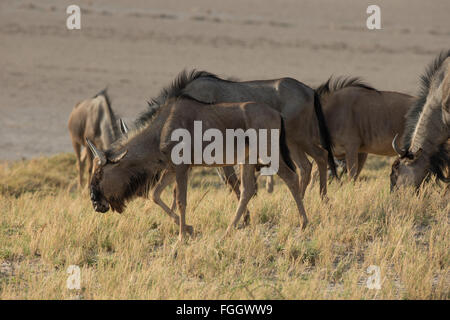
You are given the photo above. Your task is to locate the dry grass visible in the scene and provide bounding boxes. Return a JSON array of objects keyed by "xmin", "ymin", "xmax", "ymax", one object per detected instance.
[{"xmin": 0, "ymin": 154, "xmax": 448, "ymax": 299}]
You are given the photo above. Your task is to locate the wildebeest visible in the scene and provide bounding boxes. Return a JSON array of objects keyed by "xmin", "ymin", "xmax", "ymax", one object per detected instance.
[
  {"xmin": 68, "ymin": 88, "xmax": 120, "ymax": 187},
  {"xmin": 391, "ymin": 50, "xmax": 450, "ymax": 190},
  {"xmin": 316, "ymin": 77, "xmax": 415, "ymax": 180},
  {"xmin": 136, "ymin": 70, "xmax": 337, "ymax": 200},
  {"xmin": 86, "ymin": 84, "xmax": 308, "ymax": 241}
]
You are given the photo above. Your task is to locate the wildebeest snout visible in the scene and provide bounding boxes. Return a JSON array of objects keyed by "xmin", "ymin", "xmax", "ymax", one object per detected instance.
[{"xmin": 90, "ymin": 188, "xmax": 110, "ymax": 213}]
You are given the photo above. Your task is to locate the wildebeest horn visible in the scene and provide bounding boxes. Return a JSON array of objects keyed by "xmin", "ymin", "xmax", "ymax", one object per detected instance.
[
  {"xmin": 85, "ymin": 138, "xmax": 106, "ymax": 165},
  {"xmin": 392, "ymin": 134, "xmax": 405, "ymax": 157},
  {"xmin": 109, "ymin": 149, "xmax": 128, "ymax": 163},
  {"xmin": 119, "ymin": 118, "xmax": 129, "ymax": 135}
]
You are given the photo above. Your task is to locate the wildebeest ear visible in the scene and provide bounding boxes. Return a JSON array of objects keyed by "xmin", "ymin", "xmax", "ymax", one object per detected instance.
[
  {"xmin": 119, "ymin": 118, "xmax": 129, "ymax": 135},
  {"xmin": 109, "ymin": 149, "xmax": 128, "ymax": 164}
]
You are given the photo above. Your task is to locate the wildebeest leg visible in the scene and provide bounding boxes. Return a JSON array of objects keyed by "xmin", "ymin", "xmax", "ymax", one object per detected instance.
[
  {"xmin": 151, "ymin": 170, "xmax": 193, "ymax": 235},
  {"xmin": 305, "ymin": 144, "xmax": 329, "ymax": 198},
  {"xmin": 276, "ymin": 160, "xmax": 308, "ymax": 229},
  {"xmin": 72, "ymin": 141, "xmax": 83, "ymax": 187},
  {"xmin": 266, "ymin": 176, "xmax": 274, "ymax": 193},
  {"xmin": 86, "ymin": 150, "xmax": 94, "ymax": 186},
  {"xmin": 175, "ymin": 165, "xmax": 192, "ymax": 241},
  {"xmin": 344, "ymin": 147, "xmax": 359, "ymax": 180},
  {"xmin": 221, "ymin": 166, "xmax": 251, "ymax": 225},
  {"xmin": 355, "ymin": 153, "xmax": 368, "ymax": 179},
  {"xmin": 170, "ymin": 185, "xmax": 176, "ymax": 212},
  {"xmin": 295, "ymin": 149, "xmax": 312, "ymax": 199},
  {"xmin": 225, "ymin": 164, "xmax": 256, "ymax": 235}
]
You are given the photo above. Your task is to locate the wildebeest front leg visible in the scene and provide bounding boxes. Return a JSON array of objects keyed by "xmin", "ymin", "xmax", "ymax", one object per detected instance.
[
  {"xmin": 221, "ymin": 166, "xmax": 251, "ymax": 225},
  {"xmin": 72, "ymin": 141, "xmax": 83, "ymax": 188},
  {"xmin": 175, "ymin": 165, "xmax": 192, "ymax": 241},
  {"xmin": 170, "ymin": 185, "xmax": 177, "ymax": 212},
  {"xmin": 86, "ymin": 150, "xmax": 94, "ymax": 186},
  {"xmin": 151, "ymin": 170, "xmax": 193, "ymax": 234},
  {"xmin": 265, "ymin": 176, "xmax": 274, "ymax": 193},
  {"xmin": 225, "ymin": 164, "xmax": 256, "ymax": 236}
]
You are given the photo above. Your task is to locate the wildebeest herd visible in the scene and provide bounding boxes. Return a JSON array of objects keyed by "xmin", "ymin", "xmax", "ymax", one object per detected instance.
[{"xmin": 68, "ymin": 50, "xmax": 450, "ymax": 241}]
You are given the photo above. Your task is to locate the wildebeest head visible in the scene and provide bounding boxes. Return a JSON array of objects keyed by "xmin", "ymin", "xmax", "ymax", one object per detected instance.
[
  {"xmin": 390, "ymin": 134, "xmax": 428, "ymax": 191},
  {"xmin": 86, "ymin": 134, "xmax": 163, "ymax": 214},
  {"xmin": 86, "ymin": 138, "xmax": 130, "ymax": 213}
]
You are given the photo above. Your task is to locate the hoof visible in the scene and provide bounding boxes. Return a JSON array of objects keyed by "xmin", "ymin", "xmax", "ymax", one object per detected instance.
[
  {"xmin": 184, "ymin": 225, "xmax": 194, "ymax": 235},
  {"xmin": 242, "ymin": 212, "xmax": 251, "ymax": 227},
  {"xmin": 301, "ymin": 219, "xmax": 308, "ymax": 230}
]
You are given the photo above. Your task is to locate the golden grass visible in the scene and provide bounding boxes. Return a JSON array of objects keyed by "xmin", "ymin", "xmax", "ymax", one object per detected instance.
[{"xmin": 0, "ymin": 154, "xmax": 448, "ymax": 299}]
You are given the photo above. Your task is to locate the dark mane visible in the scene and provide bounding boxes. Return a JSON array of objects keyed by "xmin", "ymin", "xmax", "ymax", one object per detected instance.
[
  {"xmin": 93, "ymin": 87, "xmax": 111, "ymax": 109},
  {"xmin": 316, "ymin": 76, "xmax": 378, "ymax": 97},
  {"xmin": 106, "ymin": 168, "xmax": 162, "ymax": 213},
  {"xmin": 135, "ymin": 69, "xmax": 220, "ymax": 127},
  {"xmin": 402, "ymin": 50, "xmax": 450, "ymax": 150}
]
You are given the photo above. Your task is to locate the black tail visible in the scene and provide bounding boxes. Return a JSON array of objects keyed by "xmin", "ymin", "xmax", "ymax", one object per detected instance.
[
  {"xmin": 279, "ymin": 116, "xmax": 296, "ymax": 172},
  {"xmin": 313, "ymin": 91, "xmax": 338, "ymax": 178}
]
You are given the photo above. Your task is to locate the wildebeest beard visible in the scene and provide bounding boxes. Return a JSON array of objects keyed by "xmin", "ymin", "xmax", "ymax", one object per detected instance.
[
  {"xmin": 429, "ymin": 142, "xmax": 450, "ymax": 183},
  {"xmin": 107, "ymin": 169, "xmax": 161, "ymax": 213}
]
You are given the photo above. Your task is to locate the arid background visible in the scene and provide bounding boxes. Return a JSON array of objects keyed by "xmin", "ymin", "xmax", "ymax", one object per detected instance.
[
  {"xmin": 0, "ymin": 1, "xmax": 449, "ymax": 299},
  {"xmin": 1, "ymin": 0, "xmax": 450, "ymax": 160}
]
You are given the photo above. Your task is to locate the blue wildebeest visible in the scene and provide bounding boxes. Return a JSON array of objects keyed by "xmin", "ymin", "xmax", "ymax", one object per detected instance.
[
  {"xmin": 391, "ymin": 50, "xmax": 450, "ymax": 190},
  {"xmin": 68, "ymin": 89, "xmax": 121, "ymax": 187},
  {"xmin": 316, "ymin": 76, "xmax": 415, "ymax": 180},
  {"xmin": 86, "ymin": 79, "xmax": 307, "ymax": 241}
]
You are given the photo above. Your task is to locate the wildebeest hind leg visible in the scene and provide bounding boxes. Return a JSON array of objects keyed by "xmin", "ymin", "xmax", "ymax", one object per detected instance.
[
  {"xmin": 344, "ymin": 147, "xmax": 359, "ymax": 180},
  {"xmin": 276, "ymin": 160, "xmax": 308, "ymax": 230},
  {"xmin": 291, "ymin": 146, "xmax": 312, "ymax": 199},
  {"xmin": 355, "ymin": 153, "xmax": 368, "ymax": 179},
  {"xmin": 305, "ymin": 144, "xmax": 328, "ymax": 198}
]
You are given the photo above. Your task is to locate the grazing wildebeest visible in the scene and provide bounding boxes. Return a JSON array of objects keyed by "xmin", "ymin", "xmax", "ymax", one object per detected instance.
[
  {"xmin": 68, "ymin": 88, "xmax": 120, "ymax": 187},
  {"xmin": 391, "ymin": 50, "xmax": 450, "ymax": 190},
  {"xmin": 316, "ymin": 76, "xmax": 415, "ymax": 180},
  {"xmin": 86, "ymin": 91, "xmax": 308, "ymax": 241},
  {"xmin": 136, "ymin": 70, "xmax": 337, "ymax": 200}
]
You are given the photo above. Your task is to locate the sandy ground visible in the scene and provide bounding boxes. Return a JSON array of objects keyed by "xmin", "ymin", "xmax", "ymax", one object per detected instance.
[{"xmin": 0, "ymin": 0, "xmax": 449, "ymax": 160}]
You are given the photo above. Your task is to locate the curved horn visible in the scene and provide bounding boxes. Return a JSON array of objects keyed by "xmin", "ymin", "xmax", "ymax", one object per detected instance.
[
  {"xmin": 392, "ymin": 134, "xmax": 405, "ymax": 157},
  {"xmin": 109, "ymin": 149, "xmax": 128, "ymax": 163},
  {"xmin": 85, "ymin": 138, "xmax": 106, "ymax": 165},
  {"xmin": 119, "ymin": 118, "xmax": 129, "ymax": 135}
]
